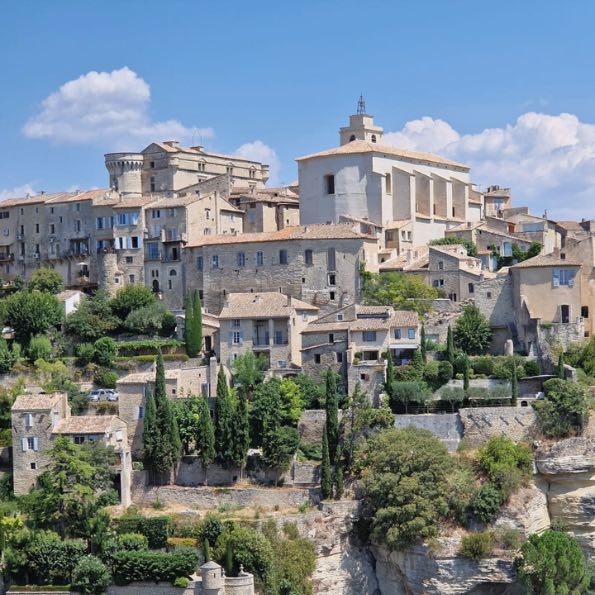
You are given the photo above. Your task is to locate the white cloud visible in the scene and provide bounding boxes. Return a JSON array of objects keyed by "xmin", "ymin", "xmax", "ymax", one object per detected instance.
[
  {"xmin": 384, "ymin": 113, "xmax": 595, "ymax": 219},
  {"xmin": 0, "ymin": 183, "xmax": 36, "ymax": 201},
  {"xmin": 23, "ymin": 67, "xmax": 213, "ymax": 149},
  {"xmin": 234, "ymin": 140, "xmax": 281, "ymax": 185}
]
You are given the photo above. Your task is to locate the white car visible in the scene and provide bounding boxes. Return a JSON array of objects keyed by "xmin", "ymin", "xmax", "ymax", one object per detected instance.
[{"xmin": 88, "ymin": 389, "xmax": 119, "ymax": 402}]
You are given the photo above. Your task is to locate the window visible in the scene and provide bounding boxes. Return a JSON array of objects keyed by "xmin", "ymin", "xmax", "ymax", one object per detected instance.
[
  {"xmin": 25, "ymin": 413, "xmax": 33, "ymax": 428},
  {"xmin": 125, "ymin": 256, "xmax": 133, "ymax": 264},
  {"xmin": 232, "ymin": 319, "xmax": 241, "ymax": 328},
  {"xmin": 336, "ymin": 352, "xmax": 343, "ymax": 363},
  {"xmin": 324, "ymin": 174, "xmax": 335, "ymax": 195},
  {"xmin": 502, "ymin": 241, "xmax": 512, "ymax": 257},
  {"xmin": 438, "ymin": 261, "xmax": 444, "ymax": 270},
  {"xmin": 211, "ymin": 255, "xmax": 219, "ymax": 269},
  {"xmin": 226, "ymin": 165, "xmax": 233, "ymax": 175},
  {"xmin": 363, "ymin": 331, "xmax": 377, "ymax": 342},
  {"xmin": 279, "ymin": 249, "xmax": 288, "ymax": 265},
  {"xmin": 168, "ymin": 280, "xmax": 172, "ymax": 290},
  {"xmin": 35, "ymin": 223, "xmax": 39, "ymax": 233},
  {"xmin": 385, "ymin": 173, "xmax": 392, "ymax": 194},
  {"xmin": 304, "ymin": 249, "xmax": 313, "ymax": 265},
  {"xmin": 407, "ymin": 328, "xmax": 416, "ymax": 339},
  {"xmin": 197, "ymin": 256, "xmax": 203, "ymax": 271},
  {"xmin": 169, "ymin": 269, "xmax": 177, "ymax": 276},
  {"xmin": 232, "ymin": 331, "xmax": 241, "ymax": 345},
  {"xmin": 116, "ymin": 213, "xmax": 128, "ymax": 225},
  {"xmin": 487, "ymin": 292, "xmax": 492, "ymax": 299},
  {"xmin": 151, "ymin": 269, "xmax": 159, "ymax": 278},
  {"xmin": 205, "ymin": 209, "xmax": 211, "ymax": 220},
  {"xmin": 327, "ymin": 248, "xmax": 336, "ymax": 271},
  {"xmin": 337, "ymin": 313, "xmax": 344, "ymax": 321},
  {"xmin": 329, "ymin": 291, "xmax": 336, "ymax": 301},
  {"xmin": 468, "ymin": 283, "xmax": 474, "ymax": 294},
  {"xmin": 150, "ymin": 161, "xmax": 155, "ymax": 168},
  {"xmin": 329, "ymin": 333, "xmax": 334, "ymax": 343},
  {"xmin": 131, "ymin": 236, "xmax": 139, "ymax": 249},
  {"xmin": 204, "ymin": 228, "xmax": 211, "ymax": 235},
  {"xmin": 277, "ymin": 360, "xmax": 287, "ymax": 369},
  {"xmin": 150, "ymin": 177, "xmax": 156, "ymax": 192},
  {"xmin": 75, "ymin": 203, "xmax": 80, "ymax": 212},
  {"xmin": 50, "ymin": 224, "xmax": 55, "ymax": 234},
  {"xmin": 553, "ymin": 268, "xmax": 575, "ymax": 287},
  {"xmin": 129, "ymin": 274, "xmax": 135, "ymax": 284},
  {"xmin": 137, "ymin": 406, "xmax": 145, "ymax": 419},
  {"xmin": 582, "ymin": 306, "xmax": 589, "ymax": 318},
  {"xmin": 237, "ymin": 252, "xmax": 246, "ymax": 267},
  {"xmin": 328, "ymin": 273, "xmax": 336, "ymax": 286},
  {"xmin": 371, "ymin": 134, "xmax": 377, "ymax": 143},
  {"xmin": 395, "ymin": 329, "xmax": 401, "ymax": 339},
  {"xmin": 256, "ymin": 251, "xmax": 264, "ymax": 266},
  {"xmin": 27, "ymin": 437, "xmax": 37, "ymax": 451},
  {"xmin": 151, "ymin": 209, "xmax": 161, "ymax": 219},
  {"xmin": 30, "ymin": 462, "xmax": 36, "ymax": 470},
  {"xmin": 73, "ymin": 436, "xmax": 85, "ymax": 445},
  {"xmin": 314, "ymin": 354, "xmax": 321, "ymax": 364}
]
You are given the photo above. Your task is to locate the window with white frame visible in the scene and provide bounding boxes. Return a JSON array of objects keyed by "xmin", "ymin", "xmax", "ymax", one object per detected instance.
[
  {"xmin": 395, "ymin": 329, "xmax": 401, "ymax": 339},
  {"xmin": 25, "ymin": 413, "xmax": 33, "ymax": 428},
  {"xmin": 553, "ymin": 268, "xmax": 575, "ymax": 287},
  {"xmin": 407, "ymin": 328, "xmax": 416, "ymax": 339},
  {"xmin": 211, "ymin": 255, "xmax": 219, "ymax": 269},
  {"xmin": 237, "ymin": 252, "xmax": 246, "ymax": 267},
  {"xmin": 232, "ymin": 319, "xmax": 241, "ymax": 328},
  {"xmin": 232, "ymin": 331, "xmax": 241, "ymax": 344}
]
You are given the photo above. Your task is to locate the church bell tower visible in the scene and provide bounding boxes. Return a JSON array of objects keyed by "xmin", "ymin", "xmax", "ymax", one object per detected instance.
[{"xmin": 339, "ymin": 95, "xmax": 384, "ymax": 145}]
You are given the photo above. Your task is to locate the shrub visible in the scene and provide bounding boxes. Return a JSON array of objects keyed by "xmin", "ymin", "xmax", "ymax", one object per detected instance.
[
  {"xmin": 167, "ymin": 537, "xmax": 197, "ymax": 549},
  {"xmin": 26, "ymin": 335, "xmax": 53, "ymax": 363},
  {"xmin": 71, "ymin": 556, "xmax": 111, "ymax": 595},
  {"xmin": 125, "ymin": 302, "xmax": 175, "ymax": 337},
  {"xmin": 460, "ymin": 531, "xmax": 495, "ymax": 559},
  {"xmin": 113, "ymin": 549, "xmax": 198, "ymax": 585},
  {"xmin": 115, "ymin": 515, "xmax": 171, "ymax": 549},
  {"xmin": 446, "ymin": 462, "xmax": 477, "ymax": 525},
  {"xmin": 198, "ymin": 514, "xmax": 223, "ymax": 547},
  {"xmin": 94, "ymin": 368, "xmax": 118, "ymax": 389},
  {"xmin": 523, "ymin": 359, "xmax": 541, "ymax": 377},
  {"xmin": 118, "ymin": 533, "xmax": 149, "ymax": 551},
  {"xmin": 0, "ymin": 339, "xmax": 19, "ymax": 373},
  {"xmin": 28, "ymin": 268, "xmax": 64, "ymax": 294},
  {"xmin": 110, "ymin": 285, "xmax": 155, "ymax": 321},
  {"xmin": 26, "ymin": 533, "xmax": 87, "ymax": 585},
  {"xmin": 437, "ymin": 360, "xmax": 454, "ymax": 383},
  {"xmin": 298, "ymin": 441, "xmax": 322, "ymax": 461},
  {"xmin": 478, "ymin": 436, "xmax": 533, "ymax": 486},
  {"xmin": 470, "ymin": 356, "xmax": 495, "ymax": 376},
  {"xmin": 173, "ymin": 577, "xmax": 189, "ymax": 588},
  {"xmin": 93, "ymin": 337, "xmax": 118, "ymax": 367},
  {"xmin": 76, "ymin": 343, "xmax": 95, "ymax": 367},
  {"xmin": 495, "ymin": 527, "xmax": 522, "ymax": 550},
  {"xmin": 160, "ymin": 311, "xmax": 177, "ymax": 337},
  {"xmin": 471, "ymin": 483, "xmax": 502, "ymax": 524},
  {"xmin": 453, "ymin": 305, "xmax": 492, "ymax": 355}
]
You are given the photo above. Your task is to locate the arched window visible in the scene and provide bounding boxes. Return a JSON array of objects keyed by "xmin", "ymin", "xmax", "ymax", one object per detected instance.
[
  {"xmin": 152, "ymin": 279, "xmax": 160, "ymax": 293},
  {"xmin": 169, "ymin": 269, "xmax": 177, "ymax": 276},
  {"xmin": 371, "ymin": 134, "xmax": 377, "ymax": 143},
  {"xmin": 349, "ymin": 134, "xmax": 356, "ymax": 142}
]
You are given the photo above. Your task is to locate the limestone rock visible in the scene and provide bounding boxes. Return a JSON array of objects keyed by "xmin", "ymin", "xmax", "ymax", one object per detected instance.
[{"xmin": 494, "ymin": 481, "xmax": 550, "ymax": 537}]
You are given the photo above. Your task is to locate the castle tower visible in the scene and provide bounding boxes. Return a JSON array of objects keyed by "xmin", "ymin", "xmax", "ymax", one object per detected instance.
[
  {"xmin": 97, "ymin": 251, "xmax": 121, "ymax": 297},
  {"xmin": 201, "ymin": 560, "xmax": 224, "ymax": 595},
  {"xmin": 104, "ymin": 153, "xmax": 144, "ymax": 196},
  {"xmin": 339, "ymin": 95, "xmax": 384, "ymax": 146}
]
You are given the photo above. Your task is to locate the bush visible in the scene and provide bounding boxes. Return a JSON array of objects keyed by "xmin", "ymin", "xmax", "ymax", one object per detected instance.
[
  {"xmin": 160, "ymin": 311, "xmax": 177, "ymax": 337},
  {"xmin": 26, "ymin": 533, "xmax": 87, "ymax": 585},
  {"xmin": 198, "ymin": 514, "xmax": 223, "ymax": 547},
  {"xmin": 478, "ymin": 436, "xmax": 533, "ymax": 486},
  {"xmin": 173, "ymin": 577, "xmax": 189, "ymax": 588},
  {"xmin": 470, "ymin": 356, "xmax": 495, "ymax": 376},
  {"xmin": 453, "ymin": 305, "xmax": 492, "ymax": 355},
  {"xmin": 26, "ymin": 335, "xmax": 53, "ymax": 363},
  {"xmin": 115, "ymin": 515, "xmax": 171, "ymax": 549},
  {"xmin": 423, "ymin": 360, "xmax": 452, "ymax": 390},
  {"xmin": 113, "ymin": 549, "xmax": 198, "ymax": 585},
  {"xmin": 71, "ymin": 556, "xmax": 111, "ymax": 595},
  {"xmin": 94, "ymin": 368, "xmax": 118, "ymax": 389},
  {"xmin": 495, "ymin": 527, "xmax": 522, "ymax": 550},
  {"xmin": 114, "ymin": 339, "xmax": 183, "ymax": 354},
  {"xmin": 118, "ymin": 533, "xmax": 149, "ymax": 551},
  {"xmin": 298, "ymin": 441, "xmax": 322, "ymax": 461},
  {"xmin": 125, "ymin": 302, "xmax": 176, "ymax": 337},
  {"xmin": 0, "ymin": 339, "xmax": 19, "ymax": 373},
  {"xmin": 28, "ymin": 268, "xmax": 64, "ymax": 294},
  {"xmin": 167, "ymin": 537, "xmax": 197, "ymax": 549},
  {"xmin": 446, "ymin": 462, "xmax": 476, "ymax": 525},
  {"xmin": 460, "ymin": 531, "xmax": 495, "ymax": 559},
  {"xmin": 76, "ymin": 343, "xmax": 95, "ymax": 367},
  {"xmin": 110, "ymin": 285, "xmax": 155, "ymax": 321},
  {"xmin": 523, "ymin": 359, "xmax": 541, "ymax": 377},
  {"xmin": 93, "ymin": 337, "xmax": 118, "ymax": 367},
  {"xmin": 471, "ymin": 483, "xmax": 502, "ymax": 524}
]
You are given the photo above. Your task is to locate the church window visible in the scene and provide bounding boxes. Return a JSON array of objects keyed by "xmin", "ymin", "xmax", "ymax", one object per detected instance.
[
  {"xmin": 385, "ymin": 173, "xmax": 392, "ymax": 194},
  {"xmin": 349, "ymin": 134, "xmax": 356, "ymax": 142},
  {"xmin": 371, "ymin": 134, "xmax": 377, "ymax": 143},
  {"xmin": 324, "ymin": 175, "xmax": 335, "ymax": 195}
]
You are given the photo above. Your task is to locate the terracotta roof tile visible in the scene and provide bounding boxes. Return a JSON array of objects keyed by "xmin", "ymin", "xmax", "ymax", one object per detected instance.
[
  {"xmin": 53, "ymin": 415, "xmax": 124, "ymax": 434},
  {"xmin": 219, "ymin": 292, "xmax": 318, "ymax": 319},
  {"xmin": 12, "ymin": 393, "xmax": 63, "ymax": 411},
  {"xmin": 511, "ymin": 254, "xmax": 582, "ymax": 268}
]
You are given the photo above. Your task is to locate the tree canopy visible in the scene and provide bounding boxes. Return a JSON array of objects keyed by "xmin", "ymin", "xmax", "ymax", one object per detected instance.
[
  {"xmin": 453, "ymin": 305, "xmax": 492, "ymax": 355},
  {"xmin": 5, "ymin": 290, "xmax": 63, "ymax": 344},
  {"xmin": 28, "ymin": 268, "xmax": 65, "ymax": 294},
  {"xmin": 429, "ymin": 236, "xmax": 478, "ymax": 257},
  {"xmin": 109, "ymin": 285, "xmax": 155, "ymax": 320}
]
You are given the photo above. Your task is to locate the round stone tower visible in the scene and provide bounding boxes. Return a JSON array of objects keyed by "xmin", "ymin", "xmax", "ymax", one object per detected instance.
[
  {"xmin": 104, "ymin": 152, "xmax": 143, "ymax": 196},
  {"xmin": 97, "ymin": 251, "xmax": 121, "ymax": 297},
  {"xmin": 201, "ymin": 560, "xmax": 224, "ymax": 595}
]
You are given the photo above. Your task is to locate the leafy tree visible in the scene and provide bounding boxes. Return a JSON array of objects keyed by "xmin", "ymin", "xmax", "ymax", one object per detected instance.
[
  {"xmin": 429, "ymin": 236, "xmax": 478, "ymax": 257},
  {"xmin": 535, "ymin": 379, "xmax": 590, "ymax": 438},
  {"xmin": 71, "ymin": 555, "xmax": 111, "ymax": 595},
  {"xmin": 324, "ymin": 369, "xmax": 340, "ymax": 463},
  {"xmin": 0, "ymin": 338, "xmax": 20, "ymax": 373},
  {"xmin": 251, "ymin": 380, "xmax": 281, "ymax": 447},
  {"xmin": 230, "ymin": 393, "xmax": 250, "ymax": 474},
  {"xmin": 232, "ymin": 352, "xmax": 267, "ymax": 398},
  {"xmin": 279, "ymin": 378, "xmax": 303, "ymax": 426},
  {"xmin": 64, "ymin": 291, "xmax": 119, "ymax": 342},
  {"xmin": 184, "ymin": 290, "xmax": 203, "ymax": 358},
  {"xmin": 362, "ymin": 271, "xmax": 441, "ymax": 315},
  {"xmin": 446, "ymin": 326, "xmax": 455, "ymax": 364},
  {"xmin": 463, "ymin": 355, "xmax": 470, "ymax": 392},
  {"xmin": 23, "ymin": 437, "xmax": 115, "ymax": 538},
  {"xmin": 195, "ymin": 394, "xmax": 216, "ymax": 485},
  {"xmin": 557, "ymin": 352, "xmax": 565, "ymax": 380},
  {"xmin": 420, "ymin": 324, "xmax": 427, "ymax": 362},
  {"xmin": 110, "ymin": 285, "xmax": 155, "ymax": 320},
  {"xmin": 471, "ymin": 483, "xmax": 501, "ymax": 524},
  {"xmin": 385, "ymin": 352, "xmax": 396, "ymax": 398},
  {"xmin": 215, "ymin": 367, "xmax": 235, "ymax": 465},
  {"xmin": 320, "ymin": 429, "xmax": 332, "ymax": 500},
  {"xmin": 390, "ymin": 381, "xmax": 431, "ymax": 413},
  {"xmin": 93, "ymin": 337, "xmax": 118, "ymax": 367},
  {"xmin": 440, "ymin": 386, "xmax": 465, "ymax": 412},
  {"xmin": 28, "ymin": 268, "xmax": 65, "ymax": 294},
  {"xmin": 361, "ymin": 427, "xmax": 453, "ymax": 550},
  {"xmin": 5, "ymin": 290, "xmax": 63, "ymax": 344},
  {"xmin": 293, "ymin": 373, "xmax": 325, "ymax": 409},
  {"xmin": 453, "ymin": 305, "xmax": 492, "ymax": 355},
  {"xmin": 514, "ymin": 530, "xmax": 590, "ymax": 594},
  {"xmin": 261, "ymin": 424, "xmax": 299, "ymax": 486},
  {"xmin": 174, "ymin": 396, "xmax": 201, "ymax": 454},
  {"xmin": 125, "ymin": 302, "xmax": 175, "ymax": 336},
  {"xmin": 511, "ymin": 361, "xmax": 518, "ymax": 406},
  {"xmin": 26, "ymin": 335, "xmax": 53, "ymax": 362}
]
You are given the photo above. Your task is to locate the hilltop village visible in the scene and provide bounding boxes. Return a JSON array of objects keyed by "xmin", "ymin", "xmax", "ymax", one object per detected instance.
[{"xmin": 0, "ymin": 104, "xmax": 594, "ymax": 595}]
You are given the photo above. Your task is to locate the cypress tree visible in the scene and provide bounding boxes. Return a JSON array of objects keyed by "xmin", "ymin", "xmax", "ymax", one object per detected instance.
[
  {"xmin": 511, "ymin": 361, "xmax": 519, "ymax": 407},
  {"xmin": 231, "ymin": 393, "xmax": 250, "ymax": 478},
  {"xmin": 215, "ymin": 366, "xmax": 235, "ymax": 466},
  {"xmin": 420, "ymin": 324, "xmax": 427, "ymax": 363},
  {"xmin": 320, "ymin": 428, "xmax": 332, "ymax": 500},
  {"xmin": 325, "ymin": 369, "xmax": 339, "ymax": 463},
  {"xmin": 194, "ymin": 290, "xmax": 203, "ymax": 355},
  {"xmin": 334, "ymin": 448, "xmax": 344, "ymax": 500},
  {"xmin": 412, "ymin": 349, "xmax": 424, "ymax": 379},
  {"xmin": 225, "ymin": 540, "xmax": 234, "ymax": 576},
  {"xmin": 202, "ymin": 540, "xmax": 211, "ymax": 563},
  {"xmin": 184, "ymin": 290, "xmax": 203, "ymax": 358},
  {"xmin": 196, "ymin": 394, "xmax": 216, "ymax": 485},
  {"xmin": 446, "ymin": 326, "xmax": 455, "ymax": 364},
  {"xmin": 557, "ymin": 353, "xmax": 565, "ymax": 379},
  {"xmin": 385, "ymin": 352, "xmax": 396, "ymax": 400},
  {"xmin": 142, "ymin": 388, "xmax": 157, "ymax": 470},
  {"xmin": 463, "ymin": 356, "xmax": 470, "ymax": 393}
]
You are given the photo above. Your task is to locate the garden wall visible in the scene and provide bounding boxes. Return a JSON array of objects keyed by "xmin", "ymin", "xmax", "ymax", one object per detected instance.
[
  {"xmin": 394, "ymin": 413, "xmax": 462, "ymax": 452},
  {"xmin": 459, "ymin": 406, "xmax": 537, "ymax": 447}
]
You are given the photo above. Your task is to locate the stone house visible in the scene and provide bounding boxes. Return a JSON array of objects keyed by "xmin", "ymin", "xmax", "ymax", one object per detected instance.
[
  {"xmin": 302, "ymin": 304, "xmax": 419, "ymax": 398},
  {"xmin": 218, "ymin": 292, "xmax": 318, "ymax": 371},
  {"xmin": 504, "ymin": 210, "xmax": 561, "ymax": 255},
  {"xmin": 11, "ymin": 392, "xmax": 131, "ymax": 505},
  {"xmin": 116, "ymin": 359, "xmax": 218, "ymax": 456},
  {"xmin": 56, "ymin": 289, "xmax": 85, "ymax": 316},
  {"xmin": 183, "ymin": 224, "xmax": 379, "ymax": 316},
  {"xmin": 483, "ymin": 185, "xmax": 512, "ymax": 218}
]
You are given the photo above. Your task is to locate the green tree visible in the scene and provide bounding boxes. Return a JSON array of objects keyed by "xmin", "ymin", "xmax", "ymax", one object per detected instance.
[
  {"xmin": 362, "ymin": 271, "xmax": 441, "ymax": 315},
  {"xmin": 514, "ymin": 530, "xmax": 590, "ymax": 594},
  {"xmin": 174, "ymin": 396, "xmax": 201, "ymax": 454},
  {"xmin": 71, "ymin": 555, "xmax": 111, "ymax": 595},
  {"xmin": 184, "ymin": 290, "xmax": 203, "ymax": 358},
  {"xmin": 446, "ymin": 326, "xmax": 455, "ymax": 364},
  {"xmin": 0, "ymin": 339, "xmax": 20, "ymax": 373},
  {"xmin": 511, "ymin": 362, "xmax": 519, "ymax": 406},
  {"xmin": 557, "ymin": 352, "xmax": 565, "ymax": 380},
  {"xmin": 232, "ymin": 352, "xmax": 267, "ymax": 398},
  {"xmin": 429, "ymin": 236, "xmax": 478, "ymax": 257},
  {"xmin": 463, "ymin": 356, "xmax": 470, "ymax": 393},
  {"xmin": 324, "ymin": 369, "xmax": 340, "ymax": 463},
  {"xmin": 279, "ymin": 378, "xmax": 303, "ymax": 426},
  {"xmin": 420, "ymin": 324, "xmax": 427, "ymax": 362},
  {"xmin": 385, "ymin": 352, "xmax": 396, "ymax": 399},
  {"xmin": 5, "ymin": 290, "xmax": 63, "ymax": 344},
  {"xmin": 196, "ymin": 394, "xmax": 216, "ymax": 485},
  {"xmin": 93, "ymin": 337, "xmax": 118, "ymax": 367},
  {"xmin": 535, "ymin": 379, "xmax": 590, "ymax": 438},
  {"xmin": 261, "ymin": 424, "xmax": 299, "ymax": 486},
  {"xmin": 125, "ymin": 302, "xmax": 174, "ymax": 336},
  {"xmin": 440, "ymin": 386, "xmax": 465, "ymax": 412},
  {"xmin": 28, "ymin": 268, "xmax": 65, "ymax": 294},
  {"xmin": 231, "ymin": 393, "xmax": 250, "ymax": 475},
  {"xmin": 251, "ymin": 380, "xmax": 281, "ymax": 447},
  {"xmin": 390, "ymin": 381, "xmax": 430, "ymax": 413},
  {"xmin": 361, "ymin": 427, "xmax": 453, "ymax": 550},
  {"xmin": 334, "ymin": 448, "xmax": 344, "ymax": 500},
  {"xmin": 320, "ymin": 429, "xmax": 332, "ymax": 500},
  {"xmin": 110, "ymin": 285, "xmax": 155, "ymax": 320},
  {"xmin": 453, "ymin": 305, "xmax": 492, "ymax": 355},
  {"xmin": 64, "ymin": 291, "xmax": 119, "ymax": 342},
  {"xmin": 215, "ymin": 366, "xmax": 235, "ymax": 466}
]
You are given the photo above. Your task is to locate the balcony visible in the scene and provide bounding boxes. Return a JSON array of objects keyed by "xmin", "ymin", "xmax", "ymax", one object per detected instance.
[
  {"xmin": 145, "ymin": 250, "xmax": 162, "ymax": 262},
  {"xmin": 253, "ymin": 334, "xmax": 270, "ymax": 348},
  {"xmin": 0, "ymin": 253, "xmax": 14, "ymax": 262}
]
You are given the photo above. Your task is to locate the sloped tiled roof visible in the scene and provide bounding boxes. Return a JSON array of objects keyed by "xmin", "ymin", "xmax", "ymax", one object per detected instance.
[
  {"xmin": 53, "ymin": 415, "xmax": 124, "ymax": 434},
  {"xmin": 219, "ymin": 292, "xmax": 318, "ymax": 319},
  {"xmin": 12, "ymin": 393, "xmax": 62, "ymax": 411},
  {"xmin": 511, "ymin": 254, "xmax": 582, "ymax": 269}
]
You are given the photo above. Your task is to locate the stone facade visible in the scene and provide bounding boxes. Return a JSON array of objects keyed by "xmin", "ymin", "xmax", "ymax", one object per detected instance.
[{"xmin": 459, "ymin": 406, "xmax": 537, "ymax": 447}]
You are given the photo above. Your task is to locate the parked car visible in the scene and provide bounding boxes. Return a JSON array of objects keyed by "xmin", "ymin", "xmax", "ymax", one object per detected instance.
[{"xmin": 88, "ymin": 389, "xmax": 120, "ymax": 402}]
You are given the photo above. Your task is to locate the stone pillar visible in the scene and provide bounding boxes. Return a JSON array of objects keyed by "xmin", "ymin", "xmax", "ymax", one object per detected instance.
[{"xmin": 268, "ymin": 319, "xmax": 275, "ymax": 346}]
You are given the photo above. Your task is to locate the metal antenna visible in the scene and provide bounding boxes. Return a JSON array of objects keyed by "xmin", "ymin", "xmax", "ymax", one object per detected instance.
[{"xmin": 357, "ymin": 94, "xmax": 366, "ymax": 115}]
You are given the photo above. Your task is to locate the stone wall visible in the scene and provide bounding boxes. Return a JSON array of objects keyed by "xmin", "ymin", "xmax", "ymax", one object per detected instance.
[
  {"xmin": 107, "ymin": 583, "xmax": 193, "ymax": 595},
  {"xmin": 299, "ymin": 410, "xmax": 327, "ymax": 444},
  {"xmin": 459, "ymin": 406, "xmax": 537, "ymax": 447},
  {"xmin": 394, "ymin": 413, "xmax": 462, "ymax": 452}
]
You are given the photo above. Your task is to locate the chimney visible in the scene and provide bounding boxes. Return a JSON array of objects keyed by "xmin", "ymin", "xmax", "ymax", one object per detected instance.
[{"xmin": 163, "ymin": 141, "xmax": 179, "ymax": 148}]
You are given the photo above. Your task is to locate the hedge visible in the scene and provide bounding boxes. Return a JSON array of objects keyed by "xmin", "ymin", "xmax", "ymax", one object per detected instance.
[
  {"xmin": 167, "ymin": 537, "xmax": 197, "ymax": 550},
  {"xmin": 115, "ymin": 339, "xmax": 184, "ymax": 356},
  {"xmin": 116, "ymin": 354, "xmax": 189, "ymax": 363},
  {"xmin": 113, "ymin": 549, "xmax": 198, "ymax": 585},
  {"xmin": 114, "ymin": 516, "xmax": 171, "ymax": 549}
]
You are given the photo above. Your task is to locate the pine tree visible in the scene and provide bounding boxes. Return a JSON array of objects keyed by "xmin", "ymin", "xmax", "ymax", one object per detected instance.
[
  {"xmin": 446, "ymin": 326, "xmax": 455, "ymax": 364},
  {"xmin": 385, "ymin": 352, "xmax": 396, "ymax": 400},
  {"xmin": 215, "ymin": 366, "xmax": 235, "ymax": 467},
  {"xmin": 231, "ymin": 393, "xmax": 250, "ymax": 477},
  {"xmin": 511, "ymin": 361, "xmax": 519, "ymax": 407},
  {"xmin": 320, "ymin": 429, "xmax": 332, "ymax": 500},
  {"xmin": 334, "ymin": 448, "xmax": 344, "ymax": 500},
  {"xmin": 420, "ymin": 324, "xmax": 427, "ymax": 363},
  {"xmin": 325, "ymin": 369, "xmax": 339, "ymax": 463},
  {"xmin": 557, "ymin": 353, "xmax": 565, "ymax": 379},
  {"xmin": 463, "ymin": 356, "xmax": 470, "ymax": 393},
  {"xmin": 196, "ymin": 394, "xmax": 216, "ymax": 485}
]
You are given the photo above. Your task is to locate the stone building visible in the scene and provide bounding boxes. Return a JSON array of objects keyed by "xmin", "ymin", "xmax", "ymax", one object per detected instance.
[
  {"xmin": 11, "ymin": 392, "xmax": 131, "ymax": 505},
  {"xmin": 297, "ymin": 106, "xmax": 483, "ymax": 248},
  {"xmin": 183, "ymin": 224, "xmax": 379, "ymax": 316},
  {"xmin": 483, "ymin": 185, "xmax": 511, "ymax": 218},
  {"xmin": 218, "ymin": 292, "xmax": 318, "ymax": 370}
]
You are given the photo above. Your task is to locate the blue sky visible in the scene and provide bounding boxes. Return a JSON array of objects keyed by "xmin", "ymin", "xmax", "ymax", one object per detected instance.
[{"xmin": 2, "ymin": 0, "xmax": 595, "ymax": 217}]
